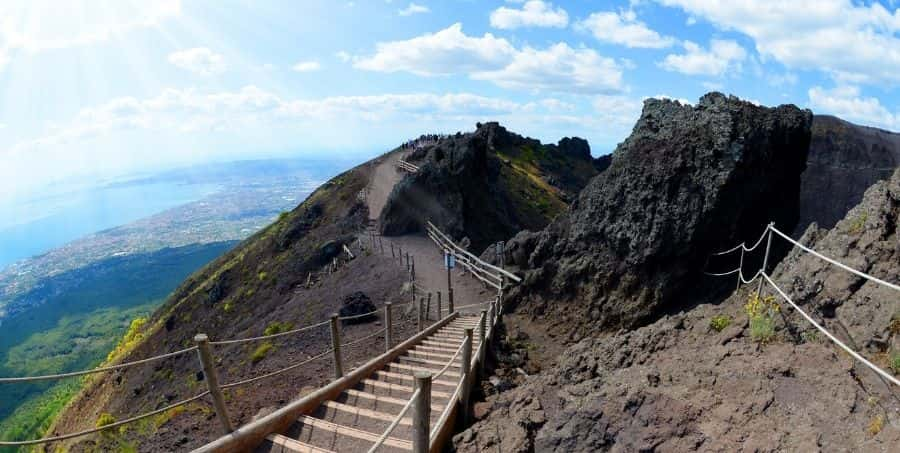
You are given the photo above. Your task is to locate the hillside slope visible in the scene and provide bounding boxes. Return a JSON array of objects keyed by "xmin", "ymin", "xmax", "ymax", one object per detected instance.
[
  {"xmin": 796, "ymin": 115, "xmax": 900, "ymax": 234},
  {"xmin": 380, "ymin": 122, "xmax": 605, "ymax": 252}
]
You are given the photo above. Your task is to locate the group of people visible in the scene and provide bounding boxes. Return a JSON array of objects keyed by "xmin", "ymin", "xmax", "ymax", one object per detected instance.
[{"xmin": 399, "ymin": 133, "xmax": 449, "ymax": 150}]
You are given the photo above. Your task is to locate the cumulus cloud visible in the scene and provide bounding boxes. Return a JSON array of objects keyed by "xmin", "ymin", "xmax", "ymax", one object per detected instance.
[
  {"xmin": 398, "ymin": 3, "xmax": 429, "ymax": 16},
  {"xmin": 578, "ymin": 10, "xmax": 675, "ymax": 48},
  {"xmin": 354, "ymin": 23, "xmax": 515, "ymax": 75},
  {"xmin": 354, "ymin": 24, "xmax": 625, "ymax": 94},
  {"xmin": 657, "ymin": 0, "xmax": 900, "ymax": 85},
  {"xmin": 168, "ymin": 47, "xmax": 226, "ymax": 75},
  {"xmin": 659, "ymin": 39, "xmax": 746, "ymax": 76},
  {"xmin": 292, "ymin": 60, "xmax": 321, "ymax": 72},
  {"xmin": 473, "ymin": 43, "xmax": 625, "ymax": 94},
  {"xmin": 808, "ymin": 85, "xmax": 899, "ymax": 130},
  {"xmin": 490, "ymin": 1, "xmax": 568, "ymax": 29}
]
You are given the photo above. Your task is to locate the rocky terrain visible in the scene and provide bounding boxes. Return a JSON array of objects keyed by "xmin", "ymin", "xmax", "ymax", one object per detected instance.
[
  {"xmin": 796, "ymin": 115, "xmax": 900, "ymax": 234},
  {"xmin": 379, "ymin": 122, "xmax": 604, "ymax": 252},
  {"xmin": 500, "ymin": 93, "xmax": 812, "ymax": 338},
  {"xmin": 453, "ymin": 109, "xmax": 900, "ymax": 452}
]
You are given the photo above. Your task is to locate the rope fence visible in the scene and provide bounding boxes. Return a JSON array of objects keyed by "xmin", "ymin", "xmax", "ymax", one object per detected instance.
[
  {"xmin": 210, "ymin": 320, "xmax": 330, "ymax": 346},
  {"xmin": 706, "ymin": 222, "xmax": 900, "ymax": 389},
  {"xmin": 0, "ymin": 346, "xmax": 198, "ymax": 383},
  {"xmin": 221, "ymin": 349, "xmax": 333, "ymax": 390},
  {"xmin": 367, "ymin": 388, "xmax": 419, "ymax": 453}
]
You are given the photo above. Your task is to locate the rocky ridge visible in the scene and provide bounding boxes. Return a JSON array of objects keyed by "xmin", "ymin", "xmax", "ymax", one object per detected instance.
[{"xmin": 502, "ymin": 93, "xmax": 813, "ymax": 337}]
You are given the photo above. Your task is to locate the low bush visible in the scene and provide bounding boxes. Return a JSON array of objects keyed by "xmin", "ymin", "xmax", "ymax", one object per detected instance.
[
  {"xmin": 709, "ymin": 315, "xmax": 732, "ymax": 332},
  {"xmin": 250, "ymin": 342, "xmax": 274, "ymax": 364},
  {"xmin": 745, "ymin": 293, "xmax": 779, "ymax": 343}
]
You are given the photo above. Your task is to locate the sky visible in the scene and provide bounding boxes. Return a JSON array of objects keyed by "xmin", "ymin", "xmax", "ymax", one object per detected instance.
[{"xmin": 2, "ymin": 0, "xmax": 900, "ymax": 202}]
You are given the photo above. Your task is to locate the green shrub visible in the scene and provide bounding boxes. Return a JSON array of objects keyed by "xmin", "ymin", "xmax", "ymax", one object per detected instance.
[
  {"xmin": 847, "ymin": 212, "xmax": 868, "ymax": 234},
  {"xmin": 890, "ymin": 351, "xmax": 900, "ymax": 375},
  {"xmin": 264, "ymin": 321, "xmax": 293, "ymax": 336},
  {"xmin": 709, "ymin": 315, "xmax": 732, "ymax": 332},
  {"xmin": 801, "ymin": 330, "xmax": 819, "ymax": 343},
  {"xmin": 258, "ymin": 271, "xmax": 268, "ymax": 281},
  {"xmin": 250, "ymin": 342, "xmax": 274, "ymax": 363},
  {"xmin": 745, "ymin": 293, "xmax": 779, "ymax": 343}
]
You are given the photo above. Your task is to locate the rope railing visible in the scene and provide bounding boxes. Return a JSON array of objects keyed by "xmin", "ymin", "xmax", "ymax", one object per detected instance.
[
  {"xmin": 705, "ymin": 222, "xmax": 900, "ymax": 390},
  {"xmin": 0, "ymin": 390, "xmax": 211, "ymax": 446},
  {"xmin": 221, "ymin": 349, "xmax": 333, "ymax": 390},
  {"xmin": 432, "ymin": 341, "xmax": 465, "ymax": 382},
  {"xmin": 0, "ymin": 346, "xmax": 198, "ymax": 383},
  {"xmin": 341, "ymin": 328, "xmax": 387, "ymax": 349},
  {"xmin": 762, "ymin": 273, "xmax": 900, "ymax": 387},
  {"xmin": 210, "ymin": 320, "xmax": 330, "ymax": 346},
  {"xmin": 367, "ymin": 388, "xmax": 420, "ymax": 453},
  {"xmin": 425, "ymin": 221, "xmax": 521, "ymax": 283},
  {"xmin": 338, "ymin": 310, "xmax": 381, "ymax": 322}
]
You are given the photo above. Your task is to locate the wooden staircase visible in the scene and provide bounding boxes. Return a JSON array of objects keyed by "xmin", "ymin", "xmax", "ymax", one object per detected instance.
[{"xmin": 256, "ymin": 315, "xmax": 482, "ymax": 453}]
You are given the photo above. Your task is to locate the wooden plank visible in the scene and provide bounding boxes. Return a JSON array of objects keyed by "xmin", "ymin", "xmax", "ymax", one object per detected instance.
[
  {"xmin": 398, "ymin": 355, "xmax": 460, "ymax": 368},
  {"xmin": 385, "ymin": 362, "xmax": 461, "ymax": 378},
  {"xmin": 372, "ymin": 370, "xmax": 457, "ymax": 388},
  {"xmin": 405, "ymin": 350, "xmax": 455, "ymax": 360},
  {"xmin": 412, "ymin": 345, "xmax": 459, "ymax": 354},
  {"xmin": 297, "ymin": 416, "xmax": 412, "ymax": 451},
  {"xmin": 265, "ymin": 434, "xmax": 335, "ymax": 453},
  {"xmin": 323, "ymin": 401, "xmax": 411, "ymax": 426},
  {"xmin": 421, "ymin": 339, "xmax": 463, "ymax": 348},
  {"xmin": 342, "ymin": 389, "xmax": 444, "ymax": 412}
]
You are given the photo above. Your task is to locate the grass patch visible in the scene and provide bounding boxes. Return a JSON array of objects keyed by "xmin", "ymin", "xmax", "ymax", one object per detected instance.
[
  {"xmin": 867, "ymin": 414, "xmax": 884, "ymax": 436},
  {"xmin": 890, "ymin": 351, "xmax": 900, "ymax": 375},
  {"xmin": 745, "ymin": 292, "xmax": 779, "ymax": 344},
  {"xmin": 264, "ymin": 321, "xmax": 294, "ymax": 336},
  {"xmin": 847, "ymin": 211, "xmax": 868, "ymax": 234},
  {"xmin": 709, "ymin": 315, "xmax": 732, "ymax": 332},
  {"xmin": 250, "ymin": 342, "xmax": 275, "ymax": 364}
]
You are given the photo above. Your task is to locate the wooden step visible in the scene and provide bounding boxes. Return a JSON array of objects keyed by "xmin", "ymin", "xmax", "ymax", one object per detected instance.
[
  {"xmin": 372, "ymin": 370, "xmax": 458, "ymax": 388},
  {"xmin": 421, "ymin": 339, "xmax": 463, "ymax": 348},
  {"xmin": 341, "ymin": 389, "xmax": 444, "ymax": 413},
  {"xmin": 386, "ymin": 362, "xmax": 460, "ymax": 378},
  {"xmin": 262, "ymin": 434, "xmax": 335, "ymax": 453},
  {"xmin": 296, "ymin": 415, "xmax": 411, "ymax": 451},
  {"xmin": 323, "ymin": 401, "xmax": 411, "ymax": 426},
  {"xmin": 412, "ymin": 345, "xmax": 459, "ymax": 354},
  {"xmin": 398, "ymin": 354, "xmax": 460, "ymax": 368},
  {"xmin": 358, "ymin": 379, "xmax": 452, "ymax": 399},
  {"xmin": 405, "ymin": 350, "xmax": 455, "ymax": 360}
]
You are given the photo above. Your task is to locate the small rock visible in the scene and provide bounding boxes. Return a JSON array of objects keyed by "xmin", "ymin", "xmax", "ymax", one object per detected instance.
[{"xmin": 473, "ymin": 402, "xmax": 492, "ymax": 420}]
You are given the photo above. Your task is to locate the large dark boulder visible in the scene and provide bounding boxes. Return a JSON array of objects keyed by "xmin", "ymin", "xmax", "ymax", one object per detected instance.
[
  {"xmin": 507, "ymin": 93, "xmax": 813, "ymax": 334},
  {"xmin": 795, "ymin": 115, "xmax": 900, "ymax": 234},
  {"xmin": 339, "ymin": 291, "xmax": 377, "ymax": 324}
]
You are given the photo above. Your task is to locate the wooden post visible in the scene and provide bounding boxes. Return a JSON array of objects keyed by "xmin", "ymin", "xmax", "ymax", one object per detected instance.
[
  {"xmin": 448, "ymin": 288, "xmax": 455, "ymax": 314},
  {"xmin": 379, "ymin": 237, "xmax": 384, "ymax": 255},
  {"xmin": 412, "ymin": 372, "xmax": 432, "ymax": 453},
  {"xmin": 411, "ymin": 256, "xmax": 416, "ymax": 281},
  {"xmin": 446, "ymin": 251, "xmax": 454, "ymax": 313},
  {"xmin": 425, "ymin": 293, "xmax": 432, "ymax": 321},
  {"xmin": 488, "ymin": 302, "xmax": 495, "ymax": 332},
  {"xmin": 406, "ymin": 252, "xmax": 410, "ymax": 271},
  {"xmin": 436, "ymin": 291, "xmax": 442, "ymax": 319},
  {"xmin": 460, "ymin": 329, "xmax": 473, "ymax": 425},
  {"xmin": 306, "ymin": 273, "xmax": 312, "ymax": 289},
  {"xmin": 390, "ymin": 242, "xmax": 395, "ymax": 258},
  {"xmin": 398, "ymin": 245, "xmax": 402, "ymax": 264},
  {"xmin": 417, "ymin": 298, "xmax": 425, "ymax": 332},
  {"xmin": 385, "ymin": 302, "xmax": 393, "ymax": 352},
  {"xmin": 479, "ymin": 310, "xmax": 487, "ymax": 375},
  {"xmin": 194, "ymin": 334, "xmax": 233, "ymax": 433},
  {"xmin": 330, "ymin": 314, "xmax": 343, "ymax": 379}
]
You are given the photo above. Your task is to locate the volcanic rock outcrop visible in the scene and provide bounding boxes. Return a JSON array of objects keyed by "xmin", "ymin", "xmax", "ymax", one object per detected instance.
[
  {"xmin": 796, "ymin": 115, "xmax": 900, "ymax": 234},
  {"xmin": 379, "ymin": 122, "xmax": 603, "ymax": 252},
  {"xmin": 504, "ymin": 93, "xmax": 813, "ymax": 334},
  {"xmin": 453, "ymin": 169, "xmax": 900, "ymax": 453}
]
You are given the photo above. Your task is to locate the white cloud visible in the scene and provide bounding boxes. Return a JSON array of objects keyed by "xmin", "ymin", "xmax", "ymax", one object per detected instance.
[
  {"xmin": 659, "ymin": 39, "xmax": 746, "ymax": 76},
  {"xmin": 473, "ymin": 43, "xmax": 625, "ymax": 94},
  {"xmin": 354, "ymin": 23, "xmax": 515, "ymax": 76},
  {"xmin": 578, "ymin": 10, "xmax": 675, "ymax": 48},
  {"xmin": 398, "ymin": 3, "xmax": 429, "ymax": 16},
  {"xmin": 808, "ymin": 85, "xmax": 899, "ymax": 130},
  {"xmin": 490, "ymin": 1, "xmax": 568, "ymax": 29},
  {"xmin": 335, "ymin": 51, "xmax": 353, "ymax": 63},
  {"xmin": 355, "ymin": 24, "xmax": 625, "ymax": 94},
  {"xmin": 657, "ymin": 0, "xmax": 900, "ymax": 85},
  {"xmin": 167, "ymin": 47, "xmax": 226, "ymax": 76},
  {"xmin": 292, "ymin": 60, "xmax": 321, "ymax": 72}
]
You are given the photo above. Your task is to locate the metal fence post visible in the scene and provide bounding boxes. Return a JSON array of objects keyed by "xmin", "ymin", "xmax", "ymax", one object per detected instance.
[
  {"xmin": 448, "ymin": 288, "xmax": 455, "ymax": 314},
  {"xmin": 194, "ymin": 334, "xmax": 233, "ymax": 433},
  {"xmin": 412, "ymin": 372, "xmax": 432, "ymax": 453},
  {"xmin": 757, "ymin": 223, "xmax": 774, "ymax": 296},
  {"xmin": 391, "ymin": 242, "xmax": 395, "ymax": 258},
  {"xmin": 330, "ymin": 314, "xmax": 343, "ymax": 379},
  {"xmin": 411, "ymin": 257, "xmax": 416, "ymax": 282},
  {"xmin": 460, "ymin": 329, "xmax": 473, "ymax": 425},
  {"xmin": 385, "ymin": 302, "xmax": 393, "ymax": 352},
  {"xmin": 436, "ymin": 291, "xmax": 442, "ymax": 320},
  {"xmin": 736, "ymin": 248, "xmax": 745, "ymax": 290}
]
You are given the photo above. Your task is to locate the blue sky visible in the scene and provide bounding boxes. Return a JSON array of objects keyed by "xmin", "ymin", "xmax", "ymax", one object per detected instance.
[{"xmin": 2, "ymin": 0, "xmax": 900, "ymax": 202}]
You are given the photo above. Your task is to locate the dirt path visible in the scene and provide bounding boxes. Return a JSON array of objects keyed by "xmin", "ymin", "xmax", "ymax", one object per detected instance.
[{"xmin": 365, "ymin": 151, "xmax": 494, "ymax": 314}]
